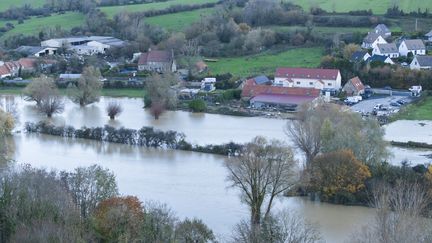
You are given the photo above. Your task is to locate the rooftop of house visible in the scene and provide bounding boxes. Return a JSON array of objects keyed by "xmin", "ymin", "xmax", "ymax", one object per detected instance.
[
  {"xmin": 242, "ymin": 78, "xmax": 321, "ymax": 98},
  {"xmin": 59, "ymin": 74, "xmax": 82, "ymax": 79},
  {"xmin": 275, "ymin": 67, "xmax": 340, "ymax": 80},
  {"xmin": 15, "ymin": 46, "xmax": 47, "ymax": 55},
  {"xmin": 413, "ymin": 55, "xmax": 432, "ymax": 67},
  {"xmin": 89, "ymin": 37, "xmax": 125, "ymax": 47},
  {"xmin": 376, "ymin": 43, "xmax": 398, "ymax": 53},
  {"xmin": 251, "ymin": 94, "xmax": 317, "ymax": 106},
  {"xmin": 363, "ymin": 33, "xmax": 384, "ymax": 44},
  {"xmin": 374, "ymin": 24, "xmax": 391, "ymax": 34},
  {"xmin": 346, "ymin": 76, "xmax": 365, "ymax": 92},
  {"xmin": 43, "ymin": 36, "xmax": 119, "ymax": 44},
  {"xmin": 368, "ymin": 54, "xmax": 390, "ymax": 63},
  {"xmin": 138, "ymin": 50, "xmax": 173, "ymax": 65},
  {"xmin": 252, "ymin": 75, "xmax": 271, "ymax": 85},
  {"xmin": 402, "ymin": 39, "xmax": 425, "ymax": 50},
  {"xmin": 351, "ymin": 51, "xmax": 369, "ymax": 62}
]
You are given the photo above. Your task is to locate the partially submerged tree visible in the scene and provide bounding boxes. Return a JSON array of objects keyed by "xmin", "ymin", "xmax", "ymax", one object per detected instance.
[
  {"xmin": 106, "ymin": 101, "xmax": 123, "ymax": 120},
  {"xmin": 68, "ymin": 66, "xmax": 102, "ymax": 106},
  {"xmin": 351, "ymin": 181, "xmax": 432, "ymax": 243},
  {"xmin": 145, "ymin": 73, "xmax": 177, "ymax": 120},
  {"xmin": 225, "ymin": 136, "xmax": 297, "ymax": 230},
  {"xmin": 232, "ymin": 210, "xmax": 322, "ymax": 243},
  {"xmin": 37, "ymin": 95, "xmax": 65, "ymax": 118},
  {"xmin": 286, "ymin": 101, "xmax": 388, "ymax": 168},
  {"xmin": 310, "ymin": 149, "xmax": 371, "ymax": 201},
  {"xmin": 174, "ymin": 218, "xmax": 216, "ymax": 243},
  {"xmin": 24, "ymin": 76, "xmax": 58, "ymax": 105}
]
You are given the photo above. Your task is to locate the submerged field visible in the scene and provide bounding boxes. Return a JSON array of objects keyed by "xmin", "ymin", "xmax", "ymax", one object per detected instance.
[
  {"xmin": 289, "ymin": 0, "xmax": 431, "ymax": 14},
  {"xmin": 207, "ymin": 47, "xmax": 324, "ymax": 77}
]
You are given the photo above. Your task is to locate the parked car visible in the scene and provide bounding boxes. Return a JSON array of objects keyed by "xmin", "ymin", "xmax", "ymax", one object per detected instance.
[
  {"xmin": 390, "ymin": 102, "xmax": 401, "ymax": 107},
  {"xmin": 373, "ymin": 104, "xmax": 383, "ymax": 110},
  {"xmin": 397, "ymin": 99, "xmax": 407, "ymax": 105}
]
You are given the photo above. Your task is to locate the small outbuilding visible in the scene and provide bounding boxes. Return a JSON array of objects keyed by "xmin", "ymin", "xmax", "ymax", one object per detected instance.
[{"xmin": 342, "ymin": 77, "xmax": 365, "ymax": 96}]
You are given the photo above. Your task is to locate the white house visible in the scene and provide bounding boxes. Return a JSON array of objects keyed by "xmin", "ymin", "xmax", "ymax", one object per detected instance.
[
  {"xmin": 426, "ymin": 30, "xmax": 432, "ymax": 42},
  {"xmin": 201, "ymin": 77, "xmax": 216, "ymax": 92},
  {"xmin": 374, "ymin": 24, "xmax": 391, "ymax": 37},
  {"xmin": 410, "ymin": 55, "xmax": 432, "ymax": 70},
  {"xmin": 274, "ymin": 67, "xmax": 341, "ymax": 90},
  {"xmin": 372, "ymin": 43, "xmax": 399, "ymax": 58},
  {"xmin": 399, "ymin": 39, "xmax": 426, "ymax": 56},
  {"xmin": 362, "ymin": 33, "xmax": 387, "ymax": 49}
]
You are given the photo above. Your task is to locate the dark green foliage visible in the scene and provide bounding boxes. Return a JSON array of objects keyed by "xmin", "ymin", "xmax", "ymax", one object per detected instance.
[{"xmin": 188, "ymin": 99, "xmax": 206, "ymax": 112}]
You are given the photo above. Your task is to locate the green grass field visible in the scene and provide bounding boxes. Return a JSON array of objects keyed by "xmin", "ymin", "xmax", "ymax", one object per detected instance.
[
  {"xmin": 100, "ymin": 0, "xmax": 218, "ymax": 18},
  {"xmin": 0, "ymin": 0, "xmax": 45, "ymax": 11},
  {"xmin": 289, "ymin": 0, "xmax": 431, "ymax": 14},
  {"xmin": 0, "ymin": 12, "xmax": 85, "ymax": 40},
  {"xmin": 393, "ymin": 96, "xmax": 432, "ymax": 120},
  {"xmin": 207, "ymin": 47, "xmax": 324, "ymax": 77},
  {"xmin": 146, "ymin": 8, "xmax": 214, "ymax": 31}
]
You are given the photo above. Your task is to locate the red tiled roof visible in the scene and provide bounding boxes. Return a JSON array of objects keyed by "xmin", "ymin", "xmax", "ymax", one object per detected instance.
[
  {"xmin": 138, "ymin": 50, "xmax": 172, "ymax": 65},
  {"xmin": 0, "ymin": 65, "xmax": 11, "ymax": 76},
  {"xmin": 348, "ymin": 76, "xmax": 365, "ymax": 92},
  {"xmin": 251, "ymin": 94, "xmax": 317, "ymax": 106},
  {"xmin": 242, "ymin": 79, "xmax": 320, "ymax": 98},
  {"xmin": 17, "ymin": 58, "xmax": 36, "ymax": 69},
  {"xmin": 275, "ymin": 67, "xmax": 340, "ymax": 80}
]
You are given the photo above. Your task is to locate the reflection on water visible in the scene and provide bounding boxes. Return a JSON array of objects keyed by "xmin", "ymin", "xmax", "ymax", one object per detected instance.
[{"xmin": 10, "ymin": 133, "xmax": 375, "ymax": 243}]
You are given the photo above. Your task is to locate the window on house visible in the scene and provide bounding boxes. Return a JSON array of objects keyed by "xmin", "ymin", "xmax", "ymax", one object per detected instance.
[
  {"xmin": 309, "ymin": 82, "xmax": 313, "ymax": 85},
  {"xmin": 296, "ymin": 82, "xmax": 300, "ymax": 85},
  {"xmin": 328, "ymin": 83, "xmax": 332, "ymax": 86}
]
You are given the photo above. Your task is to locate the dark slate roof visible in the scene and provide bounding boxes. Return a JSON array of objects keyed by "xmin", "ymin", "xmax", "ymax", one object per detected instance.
[
  {"xmin": 374, "ymin": 24, "xmax": 390, "ymax": 34},
  {"xmin": 351, "ymin": 51, "xmax": 369, "ymax": 62},
  {"xmin": 403, "ymin": 39, "xmax": 425, "ymax": 50},
  {"xmin": 368, "ymin": 55, "xmax": 389, "ymax": 63},
  {"xmin": 415, "ymin": 56, "xmax": 432, "ymax": 67},
  {"xmin": 253, "ymin": 75, "xmax": 270, "ymax": 85},
  {"xmin": 376, "ymin": 43, "xmax": 398, "ymax": 54},
  {"xmin": 15, "ymin": 46, "xmax": 46, "ymax": 55},
  {"xmin": 363, "ymin": 33, "xmax": 383, "ymax": 44}
]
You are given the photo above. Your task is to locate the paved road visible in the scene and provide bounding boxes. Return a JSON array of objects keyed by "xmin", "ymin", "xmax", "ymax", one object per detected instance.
[{"xmin": 350, "ymin": 95, "xmax": 413, "ymax": 114}]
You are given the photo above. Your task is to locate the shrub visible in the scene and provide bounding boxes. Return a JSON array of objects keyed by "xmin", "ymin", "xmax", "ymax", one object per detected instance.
[{"xmin": 188, "ymin": 99, "xmax": 206, "ymax": 112}]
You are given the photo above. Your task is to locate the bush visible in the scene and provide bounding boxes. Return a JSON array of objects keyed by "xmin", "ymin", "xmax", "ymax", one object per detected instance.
[{"xmin": 188, "ymin": 99, "xmax": 206, "ymax": 112}]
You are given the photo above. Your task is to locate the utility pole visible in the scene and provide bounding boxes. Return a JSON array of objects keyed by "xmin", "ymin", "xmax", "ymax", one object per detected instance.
[{"xmin": 415, "ymin": 18, "xmax": 418, "ymax": 32}]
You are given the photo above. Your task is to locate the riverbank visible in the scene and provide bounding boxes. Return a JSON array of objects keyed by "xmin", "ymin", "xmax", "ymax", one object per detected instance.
[
  {"xmin": 0, "ymin": 86, "xmax": 144, "ymax": 98},
  {"xmin": 391, "ymin": 94, "xmax": 432, "ymax": 121}
]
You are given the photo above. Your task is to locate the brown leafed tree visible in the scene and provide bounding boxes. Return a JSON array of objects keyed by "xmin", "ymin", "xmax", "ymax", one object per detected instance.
[
  {"xmin": 145, "ymin": 73, "xmax": 177, "ymax": 120},
  {"xmin": 106, "ymin": 101, "xmax": 123, "ymax": 120},
  {"xmin": 24, "ymin": 76, "xmax": 58, "ymax": 105},
  {"xmin": 225, "ymin": 136, "xmax": 297, "ymax": 230},
  {"xmin": 37, "ymin": 95, "xmax": 65, "ymax": 118}
]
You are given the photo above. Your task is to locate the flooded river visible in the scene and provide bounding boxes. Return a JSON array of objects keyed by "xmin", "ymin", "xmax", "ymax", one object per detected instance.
[{"xmin": 2, "ymin": 95, "xmax": 431, "ymax": 242}]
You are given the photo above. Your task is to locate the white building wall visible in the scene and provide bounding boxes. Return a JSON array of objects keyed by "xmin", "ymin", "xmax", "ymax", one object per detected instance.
[{"xmin": 273, "ymin": 73, "xmax": 341, "ymax": 90}]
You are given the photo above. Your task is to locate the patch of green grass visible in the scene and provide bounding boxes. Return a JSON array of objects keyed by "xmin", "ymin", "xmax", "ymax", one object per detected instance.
[
  {"xmin": 100, "ymin": 0, "xmax": 219, "ymax": 18},
  {"xmin": 392, "ymin": 96, "xmax": 432, "ymax": 120},
  {"xmin": 0, "ymin": 12, "xmax": 85, "ymax": 40},
  {"xmin": 0, "ymin": 0, "xmax": 45, "ymax": 11},
  {"xmin": 288, "ymin": 0, "xmax": 431, "ymax": 14},
  {"xmin": 207, "ymin": 47, "xmax": 324, "ymax": 77},
  {"xmin": 146, "ymin": 8, "xmax": 214, "ymax": 31}
]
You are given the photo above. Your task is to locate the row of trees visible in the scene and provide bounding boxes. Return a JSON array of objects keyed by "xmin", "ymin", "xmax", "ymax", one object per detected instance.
[{"xmin": 0, "ymin": 164, "xmax": 216, "ymax": 242}]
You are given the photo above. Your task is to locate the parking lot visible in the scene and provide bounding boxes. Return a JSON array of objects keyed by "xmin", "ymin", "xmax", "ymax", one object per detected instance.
[{"xmin": 350, "ymin": 93, "xmax": 413, "ymax": 115}]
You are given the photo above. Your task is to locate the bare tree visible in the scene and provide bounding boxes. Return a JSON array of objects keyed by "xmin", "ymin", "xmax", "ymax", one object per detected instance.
[
  {"xmin": 232, "ymin": 210, "xmax": 323, "ymax": 243},
  {"xmin": 106, "ymin": 101, "xmax": 123, "ymax": 120},
  {"xmin": 24, "ymin": 76, "xmax": 58, "ymax": 105},
  {"xmin": 350, "ymin": 181, "xmax": 432, "ymax": 243},
  {"xmin": 37, "ymin": 95, "xmax": 65, "ymax": 118},
  {"xmin": 145, "ymin": 73, "xmax": 178, "ymax": 120},
  {"xmin": 68, "ymin": 66, "xmax": 102, "ymax": 107},
  {"xmin": 225, "ymin": 136, "xmax": 297, "ymax": 230}
]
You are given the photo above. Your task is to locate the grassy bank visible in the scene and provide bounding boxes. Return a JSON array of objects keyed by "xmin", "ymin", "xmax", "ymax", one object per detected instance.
[
  {"xmin": 0, "ymin": 87, "xmax": 145, "ymax": 98},
  {"xmin": 146, "ymin": 8, "xmax": 214, "ymax": 31},
  {"xmin": 0, "ymin": 0, "xmax": 45, "ymax": 11},
  {"xmin": 99, "ymin": 0, "xmax": 218, "ymax": 18},
  {"xmin": 207, "ymin": 47, "xmax": 324, "ymax": 77},
  {"xmin": 288, "ymin": 0, "xmax": 431, "ymax": 14},
  {"xmin": 392, "ymin": 96, "xmax": 432, "ymax": 120}
]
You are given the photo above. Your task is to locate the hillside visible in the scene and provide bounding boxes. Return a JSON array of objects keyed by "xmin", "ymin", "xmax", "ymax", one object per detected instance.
[
  {"xmin": 289, "ymin": 0, "xmax": 431, "ymax": 14},
  {"xmin": 0, "ymin": 0, "xmax": 45, "ymax": 11}
]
